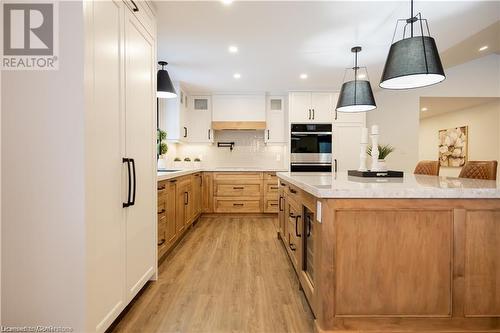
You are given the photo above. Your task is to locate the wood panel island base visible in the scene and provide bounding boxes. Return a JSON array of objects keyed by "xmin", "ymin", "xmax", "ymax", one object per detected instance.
[{"xmin": 276, "ymin": 172, "xmax": 500, "ymax": 333}]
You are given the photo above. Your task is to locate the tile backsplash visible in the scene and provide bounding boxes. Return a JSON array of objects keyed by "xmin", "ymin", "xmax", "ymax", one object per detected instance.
[{"xmin": 160, "ymin": 130, "xmax": 288, "ymax": 170}]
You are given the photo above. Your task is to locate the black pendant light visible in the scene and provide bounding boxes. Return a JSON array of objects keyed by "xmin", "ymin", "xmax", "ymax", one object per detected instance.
[
  {"xmin": 157, "ymin": 61, "xmax": 177, "ymax": 99},
  {"xmin": 380, "ymin": 0, "xmax": 445, "ymax": 89},
  {"xmin": 336, "ymin": 46, "xmax": 376, "ymax": 113}
]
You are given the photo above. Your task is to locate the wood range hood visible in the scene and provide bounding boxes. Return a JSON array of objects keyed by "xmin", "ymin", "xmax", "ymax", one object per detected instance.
[{"xmin": 212, "ymin": 121, "xmax": 267, "ymax": 131}]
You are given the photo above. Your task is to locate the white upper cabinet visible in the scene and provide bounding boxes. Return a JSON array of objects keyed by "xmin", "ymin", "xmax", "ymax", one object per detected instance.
[
  {"xmin": 265, "ymin": 95, "xmax": 286, "ymax": 143},
  {"xmin": 185, "ymin": 95, "xmax": 214, "ymax": 143},
  {"xmin": 289, "ymin": 92, "xmax": 335, "ymax": 123},
  {"xmin": 212, "ymin": 94, "xmax": 266, "ymax": 121},
  {"xmin": 161, "ymin": 82, "xmax": 188, "ymax": 142}
]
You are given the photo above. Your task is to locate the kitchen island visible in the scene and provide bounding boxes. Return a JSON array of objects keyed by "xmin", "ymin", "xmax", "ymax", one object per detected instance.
[{"xmin": 276, "ymin": 172, "xmax": 500, "ymax": 333}]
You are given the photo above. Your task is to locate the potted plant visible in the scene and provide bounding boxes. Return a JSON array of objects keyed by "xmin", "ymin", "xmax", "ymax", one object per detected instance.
[
  {"xmin": 183, "ymin": 157, "xmax": 192, "ymax": 169},
  {"xmin": 157, "ymin": 129, "xmax": 168, "ymax": 158},
  {"xmin": 194, "ymin": 157, "xmax": 202, "ymax": 168},
  {"xmin": 173, "ymin": 157, "xmax": 182, "ymax": 169},
  {"xmin": 367, "ymin": 144, "xmax": 395, "ymax": 172}
]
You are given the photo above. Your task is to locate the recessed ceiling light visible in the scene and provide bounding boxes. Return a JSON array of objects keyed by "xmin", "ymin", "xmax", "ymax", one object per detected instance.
[
  {"xmin": 300, "ymin": 73, "xmax": 308, "ymax": 79},
  {"xmin": 479, "ymin": 45, "xmax": 489, "ymax": 52},
  {"xmin": 233, "ymin": 73, "xmax": 241, "ymax": 79},
  {"xmin": 421, "ymin": 107, "xmax": 428, "ymax": 112},
  {"xmin": 228, "ymin": 45, "xmax": 238, "ymax": 54},
  {"xmin": 221, "ymin": 0, "xmax": 233, "ymax": 5}
]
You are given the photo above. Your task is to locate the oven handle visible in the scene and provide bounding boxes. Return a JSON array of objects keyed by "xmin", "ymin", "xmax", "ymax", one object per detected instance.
[
  {"xmin": 291, "ymin": 163, "xmax": 332, "ymax": 166},
  {"xmin": 291, "ymin": 131, "xmax": 332, "ymax": 135}
]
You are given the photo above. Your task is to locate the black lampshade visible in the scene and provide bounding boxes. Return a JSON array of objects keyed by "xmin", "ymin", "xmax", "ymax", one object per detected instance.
[
  {"xmin": 380, "ymin": 0, "xmax": 445, "ymax": 90},
  {"xmin": 336, "ymin": 46, "xmax": 377, "ymax": 113},
  {"xmin": 157, "ymin": 61, "xmax": 177, "ymax": 99},
  {"xmin": 336, "ymin": 80, "xmax": 376, "ymax": 112},
  {"xmin": 380, "ymin": 36, "xmax": 445, "ymax": 89}
]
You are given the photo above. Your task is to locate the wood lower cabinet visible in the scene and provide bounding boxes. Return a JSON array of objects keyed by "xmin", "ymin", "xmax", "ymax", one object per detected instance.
[
  {"xmin": 213, "ymin": 172, "xmax": 264, "ymax": 213},
  {"xmin": 192, "ymin": 173, "xmax": 202, "ymax": 219},
  {"xmin": 264, "ymin": 172, "xmax": 279, "ymax": 214}
]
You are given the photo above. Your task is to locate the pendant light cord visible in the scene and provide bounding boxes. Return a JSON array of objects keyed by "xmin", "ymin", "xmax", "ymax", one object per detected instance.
[
  {"xmin": 353, "ymin": 49, "xmax": 358, "ymax": 105},
  {"xmin": 410, "ymin": 0, "xmax": 414, "ymax": 37}
]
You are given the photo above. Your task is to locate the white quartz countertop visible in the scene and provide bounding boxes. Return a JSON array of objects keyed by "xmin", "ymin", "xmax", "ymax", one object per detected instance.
[
  {"xmin": 276, "ymin": 172, "xmax": 500, "ymax": 199},
  {"xmin": 158, "ymin": 167, "xmax": 288, "ymax": 181}
]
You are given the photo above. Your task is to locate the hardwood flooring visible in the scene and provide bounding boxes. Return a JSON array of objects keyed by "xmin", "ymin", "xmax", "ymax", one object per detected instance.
[{"xmin": 110, "ymin": 215, "xmax": 314, "ymax": 333}]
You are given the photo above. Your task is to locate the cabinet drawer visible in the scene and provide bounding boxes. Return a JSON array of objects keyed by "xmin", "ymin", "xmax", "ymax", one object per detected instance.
[
  {"xmin": 215, "ymin": 199, "xmax": 261, "ymax": 213},
  {"xmin": 158, "ymin": 201, "xmax": 166, "ymax": 215},
  {"xmin": 264, "ymin": 199, "xmax": 279, "ymax": 213},
  {"xmin": 157, "ymin": 181, "xmax": 167, "ymax": 203},
  {"xmin": 214, "ymin": 172, "xmax": 263, "ymax": 182},
  {"xmin": 216, "ymin": 184, "xmax": 261, "ymax": 197},
  {"xmin": 158, "ymin": 217, "xmax": 167, "ymax": 247},
  {"xmin": 265, "ymin": 182, "xmax": 279, "ymax": 194},
  {"xmin": 264, "ymin": 172, "xmax": 277, "ymax": 180}
]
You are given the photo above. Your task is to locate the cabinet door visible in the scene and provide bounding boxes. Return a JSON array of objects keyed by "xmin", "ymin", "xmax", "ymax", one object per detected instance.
[
  {"xmin": 202, "ymin": 172, "xmax": 214, "ymax": 213},
  {"xmin": 85, "ymin": 1, "xmax": 125, "ymax": 331},
  {"xmin": 311, "ymin": 92, "xmax": 333, "ymax": 122},
  {"xmin": 333, "ymin": 123, "xmax": 364, "ymax": 172},
  {"xmin": 185, "ymin": 183, "xmax": 193, "ymax": 226},
  {"xmin": 161, "ymin": 83, "xmax": 187, "ymax": 143},
  {"xmin": 176, "ymin": 181, "xmax": 186, "ymax": 234},
  {"xmin": 186, "ymin": 96, "xmax": 213, "ymax": 143},
  {"xmin": 289, "ymin": 92, "xmax": 312, "ymax": 123},
  {"xmin": 265, "ymin": 96, "xmax": 286, "ymax": 143},
  {"xmin": 123, "ymin": 8, "xmax": 156, "ymax": 301},
  {"xmin": 166, "ymin": 180, "xmax": 177, "ymax": 244}
]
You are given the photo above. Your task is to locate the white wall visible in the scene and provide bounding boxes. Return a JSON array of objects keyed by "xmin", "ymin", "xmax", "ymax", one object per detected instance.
[
  {"xmin": 368, "ymin": 54, "xmax": 500, "ymax": 172},
  {"xmin": 161, "ymin": 131, "xmax": 287, "ymax": 170},
  {"xmin": 419, "ymin": 100, "xmax": 500, "ymax": 177},
  {"xmin": 1, "ymin": 2, "xmax": 85, "ymax": 330}
]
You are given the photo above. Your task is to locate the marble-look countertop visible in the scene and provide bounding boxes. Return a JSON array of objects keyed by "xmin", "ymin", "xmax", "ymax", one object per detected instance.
[
  {"xmin": 276, "ymin": 172, "xmax": 500, "ymax": 199},
  {"xmin": 158, "ymin": 167, "xmax": 288, "ymax": 181}
]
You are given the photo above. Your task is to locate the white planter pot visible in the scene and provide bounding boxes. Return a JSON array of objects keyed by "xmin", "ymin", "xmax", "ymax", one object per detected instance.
[{"xmin": 377, "ymin": 159, "xmax": 388, "ymax": 172}]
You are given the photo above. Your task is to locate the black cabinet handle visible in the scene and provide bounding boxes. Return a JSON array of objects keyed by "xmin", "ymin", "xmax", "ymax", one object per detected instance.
[
  {"xmin": 312, "ymin": 109, "xmax": 315, "ymax": 119},
  {"xmin": 208, "ymin": 129, "xmax": 211, "ymax": 140},
  {"xmin": 278, "ymin": 196, "xmax": 283, "ymax": 211},
  {"xmin": 233, "ymin": 203, "xmax": 244, "ymax": 206},
  {"xmin": 308, "ymin": 109, "xmax": 311, "ymax": 120},
  {"xmin": 334, "ymin": 159, "xmax": 338, "ymax": 173},
  {"xmin": 289, "ymin": 243, "xmax": 296, "ymax": 251},
  {"xmin": 158, "ymin": 185, "xmax": 166, "ymax": 191},
  {"xmin": 267, "ymin": 129, "xmax": 270, "ymax": 140},
  {"xmin": 123, "ymin": 158, "xmax": 132, "ymax": 208},
  {"xmin": 335, "ymin": 108, "xmax": 338, "ymax": 120},
  {"xmin": 183, "ymin": 127, "xmax": 187, "ymax": 138},
  {"xmin": 130, "ymin": 0, "xmax": 139, "ymax": 12},
  {"xmin": 295, "ymin": 215, "xmax": 302, "ymax": 237},
  {"xmin": 280, "ymin": 182, "xmax": 286, "ymax": 186},
  {"xmin": 290, "ymin": 188, "xmax": 297, "ymax": 194},
  {"xmin": 233, "ymin": 186, "xmax": 244, "ymax": 190},
  {"xmin": 184, "ymin": 192, "xmax": 188, "ymax": 205},
  {"xmin": 270, "ymin": 186, "xmax": 278, "ymax": 190},
  {"xmin": 130, "ymin": 158, "xmax": 136, "ymax": 206},
  {"xmin": 170, "ymin": 179, "xmax": 177, "ymax": 183},
  {"xmin": 158, "ymin": 209, "xmax": 166, "ymax": 214},
  {"xmin": 158, "ymin": 239, "xmax": 165, "ymax": 246}
]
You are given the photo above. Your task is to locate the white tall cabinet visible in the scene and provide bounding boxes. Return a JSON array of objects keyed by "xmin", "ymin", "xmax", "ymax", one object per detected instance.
[{"xmin": 85, "ymin": 1, "xmax": 156, "ymax": 332}]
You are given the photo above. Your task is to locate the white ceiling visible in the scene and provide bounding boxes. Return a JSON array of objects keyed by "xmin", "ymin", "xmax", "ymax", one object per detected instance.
[
  {"xmin": 419, "ymin": 97, "xmax": 500, "ymax": 119},
  {"xmin": 155, "ymin": 1, "xmax": 500, "ymax": 93}
]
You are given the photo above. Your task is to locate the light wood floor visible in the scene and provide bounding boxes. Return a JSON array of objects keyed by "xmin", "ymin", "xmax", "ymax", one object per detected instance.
[{"xmin": 110, "ymin": 215, "xmax": 314, "ymax": 333}]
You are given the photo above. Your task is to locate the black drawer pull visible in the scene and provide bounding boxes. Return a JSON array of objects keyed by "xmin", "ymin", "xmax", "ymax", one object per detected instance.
[
  {"xmin": 158, "ymin": 209, "xmax": 166, "ymax": 214},
  {"xmin": 280, "ymin": 182, "xmax": 286, "ymax": 186},
  {"xmin": 170, "ymin": 179, "xmax": 177, "ymax": 183},
  {"xmin": 158, "ymin": 239, "xmax": 165, "ymax": 246},
  {"xmin": 130, "ymin": 0, "xmax": 139, "ymax": 12},
  {"xmin": 233, "ymin": 186, "xmax": 244, "ymax": 190},
  {"xmin": 158, "ymin": 186, "xmax": 166, "ymax": 191},
  {"xmin": 233, "ymin": 203, "xmax": 244, "ymax": 206},
  {"xmin": 290, "ymin": 188, "xmax": 297, "ymax": 194},
  {"xmin": 270, "ymin": 186, "xmax": 278, "ymax": 190},
  {"xmin": 289, "ymin": 243, "xmax": 296, "ymax": 251},
  {"xmin": 270, "ymin": 203, "xmax": 278, "ymax": 206}
]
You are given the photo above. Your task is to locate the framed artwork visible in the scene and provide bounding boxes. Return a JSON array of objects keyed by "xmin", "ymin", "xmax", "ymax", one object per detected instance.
[{"xmin": 438, "ymin": 126, "xmax": 468, "ymax": 167}]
